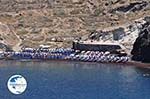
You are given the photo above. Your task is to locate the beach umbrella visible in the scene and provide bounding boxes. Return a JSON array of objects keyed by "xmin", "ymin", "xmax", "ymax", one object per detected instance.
[{"xmin": 121, "ymin": 57, "xmax": 129, "ymax": 63}]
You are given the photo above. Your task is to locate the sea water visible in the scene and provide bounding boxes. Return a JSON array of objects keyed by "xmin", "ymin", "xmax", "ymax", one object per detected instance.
[{"xmin": 0, "ymin": 60, "xmax": 150, "ymax": 99}]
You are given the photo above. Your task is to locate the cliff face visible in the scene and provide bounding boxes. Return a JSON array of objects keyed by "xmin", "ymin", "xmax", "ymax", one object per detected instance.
[
  {"xmin": 131, "ymin": 20, "xmax": 150, "ymax": 63},
  {"xmin": 0, "ymin": 0, "xmax": 150, "ymax": 50}
]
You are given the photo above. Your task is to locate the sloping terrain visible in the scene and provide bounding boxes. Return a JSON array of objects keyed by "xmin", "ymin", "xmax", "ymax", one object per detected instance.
[{"xmin": 0, "ymin": 0, "xmax": 150, "ymax": 51}]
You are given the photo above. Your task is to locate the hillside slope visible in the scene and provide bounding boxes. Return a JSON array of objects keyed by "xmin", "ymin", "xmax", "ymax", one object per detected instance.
[{"xmin": 0, "ymin": 0, "xmax": 150, "ymax": 51}]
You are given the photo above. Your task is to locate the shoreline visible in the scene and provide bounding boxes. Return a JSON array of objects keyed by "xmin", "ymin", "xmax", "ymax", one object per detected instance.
[{"xmin": 0, "ymin": 59, "xmax": 150, "ymax": 69}]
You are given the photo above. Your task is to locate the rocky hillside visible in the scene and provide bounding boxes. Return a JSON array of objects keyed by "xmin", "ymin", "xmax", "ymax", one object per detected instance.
[{"xmin": 0, "ymin": 0, "xmax": 150, "ymax": 51}]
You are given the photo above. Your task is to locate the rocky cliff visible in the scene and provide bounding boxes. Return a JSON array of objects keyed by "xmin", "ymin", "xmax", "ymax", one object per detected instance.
[
  {"xmin": 131, "ymin": 19, "xmax": 150, "ymax": 63},
  {"xmin": 0, "ymin": 0, "xmax": 150, "ymax": 51}
]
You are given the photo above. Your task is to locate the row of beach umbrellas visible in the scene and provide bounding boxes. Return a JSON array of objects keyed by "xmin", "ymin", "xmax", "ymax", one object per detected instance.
[
  {"xmin": 7, "ymin": 52, "xmax": 68, "ymax": 60},
  {"xmin": 0, "ymin": 50, "xmax": 129, "ymax": 63},
  {"xmin": 69, "ymin": 51, "xmax": 129, "ymax": 63},
  {"xmin": 22, "ymin": 48, "xmax": 74, "ymax": 54},
  {"xmin": 70, "ymin": 54, "xmax": 129, "ymax": 63}
]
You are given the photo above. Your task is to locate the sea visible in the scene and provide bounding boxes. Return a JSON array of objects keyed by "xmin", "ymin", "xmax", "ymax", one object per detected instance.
[{"xmin": 0, "ymin": 60, "xmax": 150, "ymax": 99}]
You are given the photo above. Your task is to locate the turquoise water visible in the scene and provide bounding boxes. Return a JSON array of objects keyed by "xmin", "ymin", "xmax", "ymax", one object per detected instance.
[{"xmin": 0, "ymin": 60, "xmax": 150, "ymax": 99}]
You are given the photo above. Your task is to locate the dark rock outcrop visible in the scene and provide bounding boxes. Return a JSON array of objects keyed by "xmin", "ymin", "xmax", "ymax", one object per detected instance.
[
  {"xmin": 131, "ymin": 23, "xmax": 150, "ymax": 63},
  {"xmin": 111, "ymin": 1, "xmax": 148, "ymax": 13}
]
